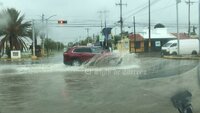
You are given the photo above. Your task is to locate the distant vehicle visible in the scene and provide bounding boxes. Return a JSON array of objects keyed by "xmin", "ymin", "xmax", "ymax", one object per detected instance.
[
  {"xmin": 63, "ymin": 46, "xmax": 104, "ymax": 66},
  {"xmin": 161, "ymin": 39, "xmax": 199, "ymax": 56}
]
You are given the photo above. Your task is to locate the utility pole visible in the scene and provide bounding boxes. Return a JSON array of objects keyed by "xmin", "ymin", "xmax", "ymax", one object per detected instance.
[
  {"xmin": 31, "ymin": 19, "xmax": 37, "ymax": 59},
  {"xmin": 148, "ymin": 0, "xmax": 151, "ymax": 52},
  {"xmin": 103, "ymin": 10, "xmax": 108, "ymax": 28},
  {"xmin": 86, "ymin": 28, "xmax": 90, "ymax": 43},
  {"xmin": 133, "ymin": 16, "xmax": 136, "ymax": 53},
  {"xmin": 116, "ymin": 0, "xmax": 127, "ymax": 39},
  {"xmin": 104, "ymin": 10, "xmax": 109, "ymax": 48},
  {"xmin": 98, "ymin": 10, "xmax": 108, "ymax": 29},
  {"xmin": 199, "ymin": 0, "xmax": 200, "ymax": 54},
  {"xmin": 42, "ymin": 14, "xmax": 44, "ymax": 23},
  {"xmin": 32, "ymin": 20, "xmax": 35, "ymax": 57},
  {"xmin": 186, "ymin": 0, "xmax": 195, "ymax": 37},
  {"xmin": 41, "ymin": 14, "xmax": 45, "ymax": 56},
  {"xmin": 98, "ymin": 11, "xmax": 103, "ymax": 30},
  {"xmin": 98, "ymin": 10, "xmax": 108, "ymax": 48},
  {"xmin": 176, "ymin": 0, "xmax": 181, "ymax": 55},
  {"xmin": 78, "ymin": 36, "xmax": 81, "ymax": 46},
  {"xmin": 198, "ymin": 0, "xmax": 200, "ymax": 88}
]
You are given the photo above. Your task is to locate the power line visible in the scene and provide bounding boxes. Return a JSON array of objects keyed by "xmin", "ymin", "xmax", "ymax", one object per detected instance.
[
  {"xmin": 123, "ymin": 0, "xmax": 163, "ymax": 21},
  {"xmin": 123, "ymin": 0, "xmax": 147, "ymax": 16},
  {"xmin": 97, "ymin": 10, "xmax": 109, "ymax": 29},
  {"xmin": 123, "ymin": 1, "xmax": 150, "ymax": 21}
]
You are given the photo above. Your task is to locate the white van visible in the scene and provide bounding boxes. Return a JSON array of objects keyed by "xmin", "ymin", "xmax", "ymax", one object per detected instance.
[{"xmin": 161, "ymin": 39, "xmax": 199, "ymax": 56}]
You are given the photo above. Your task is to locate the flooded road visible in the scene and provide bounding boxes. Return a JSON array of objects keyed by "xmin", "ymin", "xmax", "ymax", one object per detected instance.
[{"xmin": 0, "ymin": 53, "xmax": 200, "ymax": 113}]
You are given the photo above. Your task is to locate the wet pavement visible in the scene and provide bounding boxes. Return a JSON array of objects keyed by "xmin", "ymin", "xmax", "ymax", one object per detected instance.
[
  {"xmin": 0, "ymin": 52, "xmax": 200, "ymax": 113},
  {"xmin": 0, "ymin": 52, "xmax": 63, "ymax": 65}
]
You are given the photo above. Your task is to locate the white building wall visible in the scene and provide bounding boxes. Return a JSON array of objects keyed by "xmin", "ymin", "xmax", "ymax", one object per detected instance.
[{"xmin": 140, "ymin": 28, "xmax": 176, "ymax": 39}]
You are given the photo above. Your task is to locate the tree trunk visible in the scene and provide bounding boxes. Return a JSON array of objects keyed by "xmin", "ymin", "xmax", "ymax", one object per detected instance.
[{"xmin": 8, "ymin": 36, "xmax": 13, "ymax": 58}]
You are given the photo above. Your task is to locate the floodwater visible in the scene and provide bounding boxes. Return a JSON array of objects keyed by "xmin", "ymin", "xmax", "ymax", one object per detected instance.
[{"xmin": 0, "ymin": 53, "xmax": 200, "ymax": 113}]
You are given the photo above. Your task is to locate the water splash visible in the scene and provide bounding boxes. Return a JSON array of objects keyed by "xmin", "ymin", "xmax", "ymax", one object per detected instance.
[
  {"xmin": 0, "ymin": 52, "xmax": 140, "ymax": 76},
  {"xmin": 84, "ymin": 52, "xmax": 140, "ymax": 68}
]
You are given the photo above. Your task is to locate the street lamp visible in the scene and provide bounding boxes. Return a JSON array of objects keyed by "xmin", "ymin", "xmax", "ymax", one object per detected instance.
[
  {"xmin": 45, "ymin": 15, "xmax": 56, "ymax": 39},
  {"xmin": 44, "ymin": 15, "xmax": 56, "ymax": 56}
]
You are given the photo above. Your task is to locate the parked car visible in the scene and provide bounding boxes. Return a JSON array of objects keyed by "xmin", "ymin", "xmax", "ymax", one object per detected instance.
[
  {"xmin": 161, "ymin": 39, "xmax": 199, "ymax": 56},
  {"xmin": 63, "ymin": 46, "xmax": 104, "ymax": 66}
]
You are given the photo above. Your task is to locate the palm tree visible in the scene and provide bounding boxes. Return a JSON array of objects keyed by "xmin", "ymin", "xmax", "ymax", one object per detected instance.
[{"xmin": 0, "ymin": 8, "xmax": 31, "ymax": 57}]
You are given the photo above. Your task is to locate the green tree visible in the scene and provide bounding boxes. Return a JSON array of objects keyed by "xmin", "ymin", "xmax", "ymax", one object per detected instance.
[
  {"xmin": 0, "ymin": 8, "xmax": 31, "ymax": 57},
  {"xmin": 96, "ymin": 35, "xmax": 100, "ymax": 42},
  {"xmin": 67, "ymin": 42, "xmax": 74, "ymax": 47},
  {"xmin": 44, "ymin": 38, "xmax": 64, "ymax": 54},
  {"xmin": 154, "ymin": 23, "xmax": 165, "ymax": 29},
  {"xmin": 191, "ymin": 26, "xmax": 197, "ymax": 36}
]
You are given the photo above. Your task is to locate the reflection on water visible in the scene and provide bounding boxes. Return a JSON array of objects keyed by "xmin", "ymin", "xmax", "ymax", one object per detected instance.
[
  {"xmin": 0, "ymin": 73, "xmax": 68, "ymax": 113},
  {"xmin": 0, "ymin": 74, "xmax": 35, "ymax": 112},
  {"xmin": 0, "ymin": 65, "xmax": 199, "ymax": 113},
  {"xmin": 64, "ymin": 73, "xmax": 93, "ymax": 90}
]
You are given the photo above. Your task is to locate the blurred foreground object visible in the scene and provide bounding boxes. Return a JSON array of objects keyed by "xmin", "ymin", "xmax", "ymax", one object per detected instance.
[{"xmin": 171, "ymin": 90, "xmax": 193, "ymax": 113}]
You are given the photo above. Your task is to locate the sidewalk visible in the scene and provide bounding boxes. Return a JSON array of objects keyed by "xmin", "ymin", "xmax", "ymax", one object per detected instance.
[
  {"xmin": 163, "ymin": 55, "xmax": 200, "ymax": 60},
  {"xmin": 135, "ymin": 52, "xmax": 200, "ymax": 60}
]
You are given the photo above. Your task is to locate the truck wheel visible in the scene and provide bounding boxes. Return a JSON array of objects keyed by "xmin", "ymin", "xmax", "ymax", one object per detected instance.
[
  {"xmin": 192, "ymin": 51, "xmax": 197, "ymax": 55},
  {"xmin": 72, "ymin": 59, "xmax": 81, "ymax": 66},
  {"xmin": 172, "ymin": 52, "xmax": 177, "ymax": 56}
]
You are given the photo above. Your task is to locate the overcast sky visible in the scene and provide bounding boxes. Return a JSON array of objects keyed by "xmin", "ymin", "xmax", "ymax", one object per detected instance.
[{"xmin": 0, "ymin": 0, "xmax": 199, "ymax": 43}]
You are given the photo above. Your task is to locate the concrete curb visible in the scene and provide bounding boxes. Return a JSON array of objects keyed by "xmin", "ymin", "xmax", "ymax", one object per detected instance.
[
  {"xmin": 0, "ymin": 56, "xmax": 43, "ymax": 61},
  {"xmin": 163, "ymin": 55, "xmax": 200, "ymax": 60}
]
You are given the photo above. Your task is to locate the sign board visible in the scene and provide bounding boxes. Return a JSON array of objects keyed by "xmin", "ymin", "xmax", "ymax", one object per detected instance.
[
  {"xmin": 11, "ymin": 50, "xmax": 21, "ymax": 59},
  {"xmin": 155, "ymin": 41, "xmax": 161, "ymax": 47},
  {"xmin": 124, "ymin": 42, "xmax": 129, "ymax": 49},
  {"xmin": 99, "ymin": 34, "xmax": 104, "ymax": 42},
  {"xmin": 87, "ymin": 43, "xmax": 93, "ymax": 47}
]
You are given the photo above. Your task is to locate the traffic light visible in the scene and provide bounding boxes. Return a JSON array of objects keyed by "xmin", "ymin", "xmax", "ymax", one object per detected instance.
[{"xmin": 58, "ymin": 20, "xmax": 67, "ymax": 24}]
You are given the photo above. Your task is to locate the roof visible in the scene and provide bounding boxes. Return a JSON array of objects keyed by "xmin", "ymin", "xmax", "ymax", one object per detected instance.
[
  {"xmin": 171, "ymin": 33, "xmax": 190, "ymax": 39},
  {"xmin": 129, "ymin": 34, "xmax": 144, "ymax": 41}
]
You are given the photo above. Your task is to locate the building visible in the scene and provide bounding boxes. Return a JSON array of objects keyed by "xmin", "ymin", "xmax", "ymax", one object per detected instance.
[
  {"xmin": 171, "ymin": 33, "xmax": 190, "ymax": 39},
  {"xmin": 116, "ymin": 37, "xmax": 130, "ymax": 53},
  {"xmin": 140, "ymin": 28, "xmax": 176, "ymax": 52},
  {"xmin": 116, "ymin": 27, "xmax": 193, "ymax": 53},
  {"xmin": 129, "ymin": 33, "xmax": 144, "ymax": 53}
]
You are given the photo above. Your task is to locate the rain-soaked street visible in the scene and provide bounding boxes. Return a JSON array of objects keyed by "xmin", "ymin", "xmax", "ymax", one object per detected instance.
[{"xmin": 0, "ymin": 52, "xmax": 200, "ymax": 113}]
